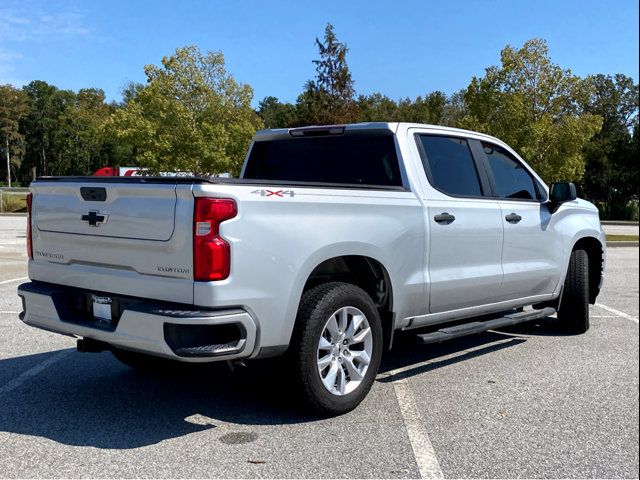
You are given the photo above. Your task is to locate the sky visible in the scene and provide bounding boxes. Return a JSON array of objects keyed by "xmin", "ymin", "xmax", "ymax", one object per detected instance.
[{"xmin": 1, "ymin": 0, "xmax": 638, "ymax": 106}]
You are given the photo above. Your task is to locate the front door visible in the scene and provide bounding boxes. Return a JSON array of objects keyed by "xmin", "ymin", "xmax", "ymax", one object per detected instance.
[{"xmin": 480, "ymin": 141, "xmax": 563, "ymax": 300}]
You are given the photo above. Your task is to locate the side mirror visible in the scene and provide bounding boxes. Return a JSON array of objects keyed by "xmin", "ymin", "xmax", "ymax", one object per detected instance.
[{"xmin": 548, "ymin": 182, "xmax": 577, "ymax": 213}]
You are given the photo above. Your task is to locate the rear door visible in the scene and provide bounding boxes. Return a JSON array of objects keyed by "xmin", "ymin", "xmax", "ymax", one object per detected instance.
[
  {"xmin": 414, "ymin": 134, "xmax": 504, "ymax": 313},
  {"xmin": 479, "ymin": 141, "xmax": 563, "ymax": 300}
]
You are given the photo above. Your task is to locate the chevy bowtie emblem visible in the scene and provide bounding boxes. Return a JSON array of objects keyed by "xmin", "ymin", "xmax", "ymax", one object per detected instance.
[{"xmin": 81, "ymin": 210, "xmax": 109, "ymax": 227}]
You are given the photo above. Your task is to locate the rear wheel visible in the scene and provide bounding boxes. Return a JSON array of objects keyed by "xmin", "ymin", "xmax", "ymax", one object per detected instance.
[
  {"xmin": 558, "ymin": 249, "xmax": 590, "ymax": 334},
  {"xmin": 290, "ymin": 282, "xmax": 383, "ymax": 416}
]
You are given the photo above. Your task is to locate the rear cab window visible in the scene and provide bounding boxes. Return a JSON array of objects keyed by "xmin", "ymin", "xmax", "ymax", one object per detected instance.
[{"xmin": 243, "ymin": 134, "xmax": 403, "ymax": 188}]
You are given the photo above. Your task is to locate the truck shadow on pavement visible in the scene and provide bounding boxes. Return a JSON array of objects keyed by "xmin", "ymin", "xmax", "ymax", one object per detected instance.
[
  {"xmin": 379, "ymin": 315, "xmax": 564, "ymax": 382},
  {"xmin": 378, "ymin": 331, "xmax": 526, "ymax": 382},
  {"xmin": 0, "ymin": 317, "xmax": 561, "ymax": 449}
]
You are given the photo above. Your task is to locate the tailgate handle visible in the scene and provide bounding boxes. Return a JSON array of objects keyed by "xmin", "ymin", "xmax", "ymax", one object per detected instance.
[{"xmin": 81, "ymin": 187, "xmax": 107, "ymax": 202}]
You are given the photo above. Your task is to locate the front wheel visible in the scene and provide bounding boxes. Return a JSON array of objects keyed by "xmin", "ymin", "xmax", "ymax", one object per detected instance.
[
  {"xmin": 558, "ymin": 249, "xmax": 590, "ymax": 334},
  {"xmin": 290, "ymin": 282, "xmax": 383, "ymax": 416}
]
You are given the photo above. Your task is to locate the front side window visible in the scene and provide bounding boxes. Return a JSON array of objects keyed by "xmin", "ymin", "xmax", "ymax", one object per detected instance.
[
  {"xmin": 417, "ymin": 135, "xmax": 482, "ymax": 197},
  {"xmin": 482, "ymin": 142, "xmax": 540, "ymax": 200}
]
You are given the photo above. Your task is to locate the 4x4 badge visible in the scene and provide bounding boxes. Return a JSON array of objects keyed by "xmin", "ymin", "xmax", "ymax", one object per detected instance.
[
  {"xmin": 251, "ymin": 189, "xmax": 295, "ymax": 198},
  {"xmin": 81, "ymin": 210, "xmax": 109, "ymax": 227}
]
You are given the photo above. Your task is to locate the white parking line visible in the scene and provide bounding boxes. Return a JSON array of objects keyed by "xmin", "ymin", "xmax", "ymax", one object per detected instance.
[
  {"xmin": 0, "ymin": 350, "xmax": 71, "ymax": 396},
  {"xmin": 595, "ymin": 303, "xmax": 639, "ymax": 324},
  {"xmin": 0, "ymin": 276, "xmax": 28, "ymax": 286},
  {"xmin": 392, "ymin": 375, "xmax": 444, "ymax": 479}
]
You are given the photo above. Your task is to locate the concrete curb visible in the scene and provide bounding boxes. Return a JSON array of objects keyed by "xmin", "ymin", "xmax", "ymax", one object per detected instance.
[
  {"xmin": 0, "ymin": 213, "xmax": 27, "ymax": 217},
  {"xmin": 601, "ymin": 220, "xmax": 639, "ymax": 226},
  {"xmin": 606, "ymin": 241, "xmax": 639, "ymax": 248}
]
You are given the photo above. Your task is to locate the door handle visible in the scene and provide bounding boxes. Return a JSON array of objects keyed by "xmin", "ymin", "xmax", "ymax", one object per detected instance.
[
  {"xmin": 505, "ymin": 213, "xmax": 522, "ymax": 224},
  {"xmin": 434, "ymin": 212, "xmax": 456, "ymax": 224}
]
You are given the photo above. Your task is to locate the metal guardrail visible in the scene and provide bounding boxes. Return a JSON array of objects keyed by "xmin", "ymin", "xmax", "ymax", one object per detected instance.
[{"xmin": 0, "ymin": 187, "xmax": 30, "ymax": 213}]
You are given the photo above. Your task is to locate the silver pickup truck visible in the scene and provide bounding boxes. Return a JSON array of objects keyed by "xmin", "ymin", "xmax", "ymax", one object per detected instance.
[{"xmin": 18, "ymin": 122, "xmax": 606, "ymax": 415}]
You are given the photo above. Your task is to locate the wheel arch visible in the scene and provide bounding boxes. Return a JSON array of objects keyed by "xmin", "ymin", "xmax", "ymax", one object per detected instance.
[
  {"xmin": 562, "ymin": 233, "xmax": 606, "ymax": 304},
  {"xmin": 571, "ymin": 235, "xmax": 605, "ymax": 304},
  {"xmin": 286, "ymin": 247, "xmax": 397, "ymax": 351}
]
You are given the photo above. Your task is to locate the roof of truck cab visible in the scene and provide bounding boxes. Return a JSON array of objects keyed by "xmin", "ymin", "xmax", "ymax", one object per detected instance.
[
  {"xmin": 254, "ymin": 122, "xmax": 397, "ymax": 140},
  {"xmin": 254, "ymin": 122, "xmax": 505, "ymax": 145}
]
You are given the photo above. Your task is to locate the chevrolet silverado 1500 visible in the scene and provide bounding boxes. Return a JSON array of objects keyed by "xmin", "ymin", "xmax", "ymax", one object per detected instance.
[{"xmin": 18, "ymin": 123, "xmax": 606, "ymax": 414}]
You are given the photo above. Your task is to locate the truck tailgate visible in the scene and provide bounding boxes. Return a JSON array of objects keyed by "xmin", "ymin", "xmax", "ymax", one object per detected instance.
[
  {"xmin": 35, "ymin": 184, "xmax": 177, "ymax": 240},
  {"xmin": 29, "ymin": 179, "xmax": 196, "ymax": 304}
]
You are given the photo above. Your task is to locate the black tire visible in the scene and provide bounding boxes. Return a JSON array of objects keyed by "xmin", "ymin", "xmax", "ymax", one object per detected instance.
[
  {"xmin": 289, "ymin": 282, "xmax": 383, "ymax": 416},
  {"xmin": 111, "ymin": 348, "xmax": 182, "ymax": 372},
  {"xmin": 558, "ymin": 249, "xmax": 590, "ymax": 334}
]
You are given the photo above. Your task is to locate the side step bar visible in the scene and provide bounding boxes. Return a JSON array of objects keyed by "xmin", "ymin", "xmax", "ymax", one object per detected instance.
[{"xmin": 416, "ymin": 307, "xmax": 556, "ymax": 345}]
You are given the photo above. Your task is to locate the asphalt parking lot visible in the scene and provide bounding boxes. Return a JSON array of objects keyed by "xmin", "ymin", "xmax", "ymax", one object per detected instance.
[{"xmin": 0, "ymin": 215, "xmax": 638, "ymax": 478}]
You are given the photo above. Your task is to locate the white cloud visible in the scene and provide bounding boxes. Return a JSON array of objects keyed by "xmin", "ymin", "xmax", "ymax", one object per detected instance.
[
  {"xmin": 0, "ymin": 47, "xmax": 25, "ymax": 86},
  {"xmin": 0, "ymin": 7, "xmax": 89, "ymax": 42},
  {"xmin": 0, "ymin": 5, "xmax": 88, "ymax": 86}
]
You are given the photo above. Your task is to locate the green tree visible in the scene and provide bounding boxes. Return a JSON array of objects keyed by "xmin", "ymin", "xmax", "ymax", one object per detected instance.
[
  {"xmin": 0, "ymin": 85, "xmax": 29, "ymax": 186},
  {"xmin": 357, "ymin": 91, "xmax": 462, "ymax": 124},
  {"xmin": 20, "ymin": 80, "xmax": 75, "ymax": 180},
  {"xmin": 442, "ymin": 90, "xmax": 467, "ymax": 127},
  {"xmin": 20, "ymin": 82, "xmax": 128, "ymax": 180},
  {"xmin": 257, "ymin": 96, "xmax": 297, "ymax": 128},
  {"xmin": 296, "ymin": 23, "xmax": 358, "ymax": 125},
  {"xmin": 109, "ymin": 46, "xmax": 262, "ymax": 175},
  {"xmin": 580, "ymin": 74, "xmax": 639, "ymax": 218},
  {"xmin": 394, "ymin": 91, "xmax": 448, "ymax": 123},
  {"xmin": 459, "ymin": 39, "xmax": 602, "ymax": 182},
  {"xmin": 121, "ymin": 81, "xmax": 145, "ymax": 105},
  {"xmin": 54, "ymin": 88, "xmax": 117, "ymax": 175},
  {"xmin": 356, "ymin": 93, "xmax": 398, "ymax": 122}
]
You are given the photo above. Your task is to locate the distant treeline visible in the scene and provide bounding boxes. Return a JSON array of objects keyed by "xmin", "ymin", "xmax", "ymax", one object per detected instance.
[{"xmin": 0, "ymin": 24, "xmax": 637, "ymax": 219}]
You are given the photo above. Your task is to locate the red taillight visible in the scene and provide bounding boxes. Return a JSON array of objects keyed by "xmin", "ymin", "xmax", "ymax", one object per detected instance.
[
  {"xmin": 26, "ymin": 193, "xmax": 33, "ymax": 259},
  {"xmin": 193, "ymin": 198, "xmax": 237, "ymax": 281}
]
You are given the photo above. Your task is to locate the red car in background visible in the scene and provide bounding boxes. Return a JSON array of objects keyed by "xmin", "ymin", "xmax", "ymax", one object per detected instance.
[{"xmin": 93, "ymin": 166, "xmax": 140, "ymax": 177}]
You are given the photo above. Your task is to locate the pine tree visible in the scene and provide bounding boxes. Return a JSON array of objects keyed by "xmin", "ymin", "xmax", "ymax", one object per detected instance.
[{"xmin": 296, "ymin": 23, "xmax": 358, "ymax": 125}]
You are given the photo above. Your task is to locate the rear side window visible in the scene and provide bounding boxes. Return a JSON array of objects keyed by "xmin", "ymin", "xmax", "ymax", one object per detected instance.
[
  {"xmin": 417, "ymin": 135, "xmax": 482, "ymax": 197},
  {"xmin": 243, "ymin": 135, "xmax": 403, "ymax": 187},
  {"xmin": 482, "ymin": 142, "xmax": 540, "ymax": 200}
]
